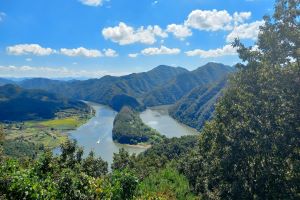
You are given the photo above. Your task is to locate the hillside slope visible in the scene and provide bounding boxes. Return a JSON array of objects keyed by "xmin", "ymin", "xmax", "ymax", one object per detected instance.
[
  {"xmin": 143, "ymin": 62, "xmax": 233, "ymax": 106},
  {"xmin": 169, "ymin": 79, "xmax": 227, "ymax": 130},
  {"xmin": 0, "ymin": 84, "xmax": 89, "ymax": 121}
]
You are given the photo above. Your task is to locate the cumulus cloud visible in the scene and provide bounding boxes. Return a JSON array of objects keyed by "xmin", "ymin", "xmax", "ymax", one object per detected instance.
[
  {"xmin": 185, "ymin": 9, "xmax": 233, "ymax": 31},
  {"xmin": 102, "ymin": 22, "xmax": 168, "ymax": 45},
  {"xmin": 166, "ymin": 24, "xmax": 192, "ymax": 39},
  {"xmin": 128, "ymin": 53, "xmax": 138, "ymax": 58},
  {"xmin": 184, "ymin": 9, "xmax": 253, "ymax": 32},
  {"xmin": 103, "ymin": 48, "xmax": 118, "ymax": 57},
  {"xmin": 0, "ymin": 65, "xmax": 127, "ymax": 78},
  {"xmin": 79, "ymin": 0, "xmax": 103, "ymax": 7},
  {"xmin": 141, "ymin": 46, "xmax": 180, "ymax": 56},
  {"xmin": 7, "ymin": 44, "xmax": 56, "ymax": 56},
  {"xmin": 7, "ymin": 44, "xmax": 118, "ymax": 58},
  {"xmin": 226, "ymin": 20, "xmax": 264, "ymax": 42},
  {"xmin": 233, "ymin": 12, "xmax": 251, "ymax": 25},
  {"xmin": 185, "ymin": 44, "xmax": 237, "ymax": 58},
  {"xmin": 60, "ymin": 47, "xmax": 102, "ymax": 57}
]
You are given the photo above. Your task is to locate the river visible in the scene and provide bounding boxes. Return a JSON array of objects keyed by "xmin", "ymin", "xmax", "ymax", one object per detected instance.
[{"xmin": 69, "ymin": 102, "xmax": 198, "ymax": 166}]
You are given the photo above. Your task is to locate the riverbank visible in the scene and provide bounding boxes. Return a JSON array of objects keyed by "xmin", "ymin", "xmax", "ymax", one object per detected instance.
[{"xmin": 4, "ymin": 107, "xmax": 94, "ymax": 150}]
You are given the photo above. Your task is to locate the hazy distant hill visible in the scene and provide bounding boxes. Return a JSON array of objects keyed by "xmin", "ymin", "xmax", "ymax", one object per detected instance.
[
  {"xmin": 0, "ymin": 84, "xmax": 89, "ymax": 121},
  {"xmin": 0, "ymin": 78, "xmax": 15, "ymax": 86},
  {"xmin": 169, "ymin": 79, "xmax": 228, "ymax": 130},
  {"xmin": 143, "ymin": 62, "xmax": 234, "ymax": 106}
]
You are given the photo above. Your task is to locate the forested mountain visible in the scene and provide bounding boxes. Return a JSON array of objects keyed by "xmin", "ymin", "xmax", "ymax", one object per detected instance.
[
  {"xmin": 19, "ymin": 65, "xmax": 188, "ymax": 110},
  {"xmin": 17, "ymin": 63, "xmax": 232, "ymax": 110},
  {"xmin": 169, "ymin": 79, "xmax": 227, "ymax": 130},
  {"xmin": 0, "ymin": 84, "xmax": 89, "ymax": 121},
  {"xmin": 143, "ymin": 62, "xmax": 234, "ymax": 106}
]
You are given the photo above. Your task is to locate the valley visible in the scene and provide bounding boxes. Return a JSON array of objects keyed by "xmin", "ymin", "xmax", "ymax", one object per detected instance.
[
  {"xmin": 0, "ymin": 63, "xmax": 230, "ymax": 160},
  {"xmin": 1, "ymin": 0, "xmax": 298, "ymax": 198}
]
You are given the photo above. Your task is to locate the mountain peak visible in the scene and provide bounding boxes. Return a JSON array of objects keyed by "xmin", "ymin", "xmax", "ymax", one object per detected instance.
[{"xmin": 150, "ymin": 65, "xmax": 188, "ymax": 73}]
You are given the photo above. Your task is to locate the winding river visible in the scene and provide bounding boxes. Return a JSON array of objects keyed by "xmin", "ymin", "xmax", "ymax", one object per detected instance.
[{"xmin": 69, "ymin": 102, "xmax": 198, "ymax": 166}]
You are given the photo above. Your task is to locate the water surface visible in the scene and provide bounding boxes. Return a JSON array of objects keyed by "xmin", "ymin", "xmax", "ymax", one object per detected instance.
[
  {"xmin": 69, "ymin": 102, "xmax": 147, "ymax": 166},
  {"xmin": 68, "ymin": 103, "xmax": 198, "ymax": 167},
  {"xmin": 140, "ymin": 105, "xmax": 199, "ymax": 138}
]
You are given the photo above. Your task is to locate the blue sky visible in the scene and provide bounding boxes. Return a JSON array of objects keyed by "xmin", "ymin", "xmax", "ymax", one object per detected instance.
[{"xmin": 0, "ymin": 0, "xmax": 274, "ymax": 78}]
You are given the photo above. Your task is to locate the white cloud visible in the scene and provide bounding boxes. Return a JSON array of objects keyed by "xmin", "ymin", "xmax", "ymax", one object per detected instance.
[
  {"xmin": 7, "ymin": 44, "xmax": 56, "ymax": 56},
  {"xmin": 185, "ymin": 9, "xmax": 233, "ymax": 31},
  {"xmin": 226, "ymin": 20, "xmax": 264, "ymax": 42},
  {"xmin": 0, "ymin": 12, "xmax": 6, "ymax": 22},
  {"xmin": 166, "ymin": 24, "xmax": 192, "ymax": 39},
  {"xmin": 184, "ymin": 10, "xmax": 253, "ymax": 32},
  {"xmin": 79, "ymin": 0, "xmax": 103, "ymax": 7},
  {"xmin": 6, "ymin": 44, "xmax": 118, "ymax": 58},
  {"xmin": 185, "ymin": 44, "xmax": 237, "ymax": 58},
  {"xmin": 233, "ymin": 12, "xmax": 251, "ymax": 25},
  {"xmin": 128, "ymin": 53, "xmax": 138, "ymax": 58},
  {"xmin": 0, "ymin": 65, "xmax": 127, "ymax": 78},
  {"xmin": 60, "ymin": 47, "xmax": 102, "ymax": 57},
  {"xmin": 141, "ymin": 45, "xmax": 180, "ymax": 56},
  {"xmin": 102, "ymin": 22, "xmax": 168, "ymax": 45},
  {"xmin": 103, "ymin": 48, "xmax": 118, "ymax": 57}
]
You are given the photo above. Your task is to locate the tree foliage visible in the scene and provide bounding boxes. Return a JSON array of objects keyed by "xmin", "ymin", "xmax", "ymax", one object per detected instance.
[{"xmin": 180, "ymin": 0, "xmax": 300, "ymax": 199}]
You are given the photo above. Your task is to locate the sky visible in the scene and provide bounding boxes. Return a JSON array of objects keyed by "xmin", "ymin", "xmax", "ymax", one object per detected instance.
[{"xmin": 0, "ymin": 0, "xmax": 275, "ymax": 78}]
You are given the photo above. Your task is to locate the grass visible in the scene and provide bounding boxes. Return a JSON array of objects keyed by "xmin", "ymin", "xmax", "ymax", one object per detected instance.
[{"xmin": 39, "ymin": 117, "xmax": 81, "ymax": 129}]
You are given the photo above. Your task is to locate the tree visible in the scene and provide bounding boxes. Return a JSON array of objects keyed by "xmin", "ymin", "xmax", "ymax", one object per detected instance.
[
  {"xmin": 180, "ymin": 0, "xmax": 300, "ymax": 199},
  {"xmin": 0, "ymin": 123, "xmax": 4, "ymax": 159},
  {"xmin": 111, "ymin": 169, "xmax": 139, "ymax": 200},
  {"xmin": 82, "ymin": 151, "xmax": 108, "ymax": 178},
  {"xmin": 111, "ymin": 148, "xmax": 136, "ymax": 171}
]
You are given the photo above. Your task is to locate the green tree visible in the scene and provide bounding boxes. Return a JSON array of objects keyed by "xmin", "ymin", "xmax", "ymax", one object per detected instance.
[
  {"xmin": 137, "ymin": 166, "xmax": 196, "ymax": 200},
  {"xmin": 111, "ymin": 148, "xmax": 136, "ymax": 171},
  {"xmin": 180, "ymin": 0, "xmax": 300, "ymax": 199},
  {"xmin": 82, "ymin": 151, "xmax": 108, "ymax": 177},
  {"xmin": 111, "ymin": 169, "xmax": 139, "ymax": 200}
]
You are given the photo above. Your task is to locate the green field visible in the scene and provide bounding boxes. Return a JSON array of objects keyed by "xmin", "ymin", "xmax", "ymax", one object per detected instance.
[{"xmin": 3, "ymin": 108, "xmax": 94, "ymax": 149}]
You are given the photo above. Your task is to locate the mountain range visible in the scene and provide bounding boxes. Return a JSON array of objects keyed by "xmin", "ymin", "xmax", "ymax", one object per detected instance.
[
  {"xmin": 17, "ymin": 62, "xmax": 233, "ymax": 109},
  {"xmin": 0, "ymin": 62, "xmax": 234, "ymax": 128}
]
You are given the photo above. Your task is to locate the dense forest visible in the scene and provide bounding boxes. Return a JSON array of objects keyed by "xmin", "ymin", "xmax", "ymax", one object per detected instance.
[
  {"xmin": 112, "ymin": 106, "xmax": 163, "ymax": 144},
  {"xmin": 0, "ymin": 0, "xmax": 299, "ymax": 199},
  {"xmin": 169, "ymin": 78, "xmax": 227, "ymax": 131}
]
